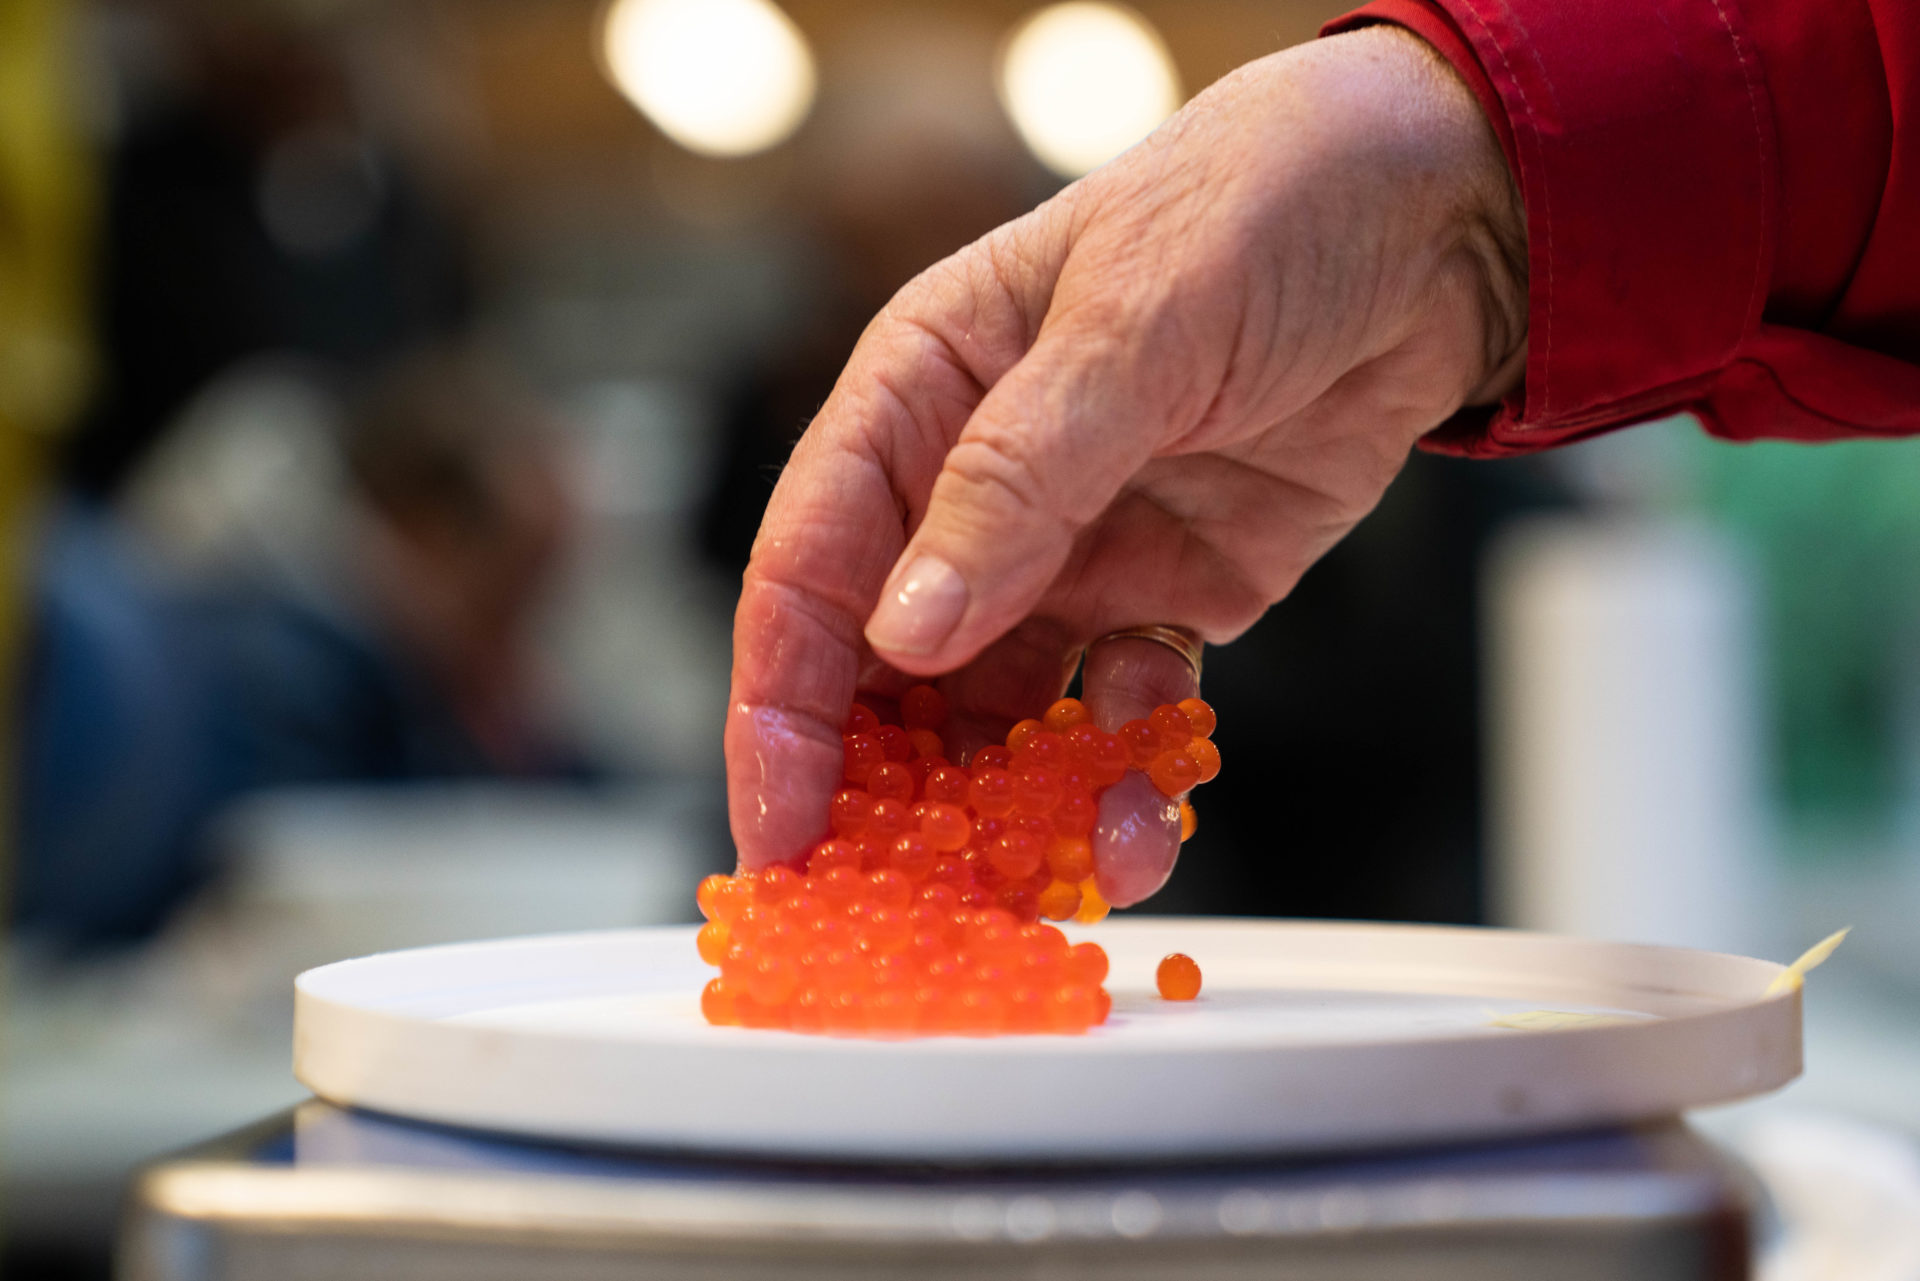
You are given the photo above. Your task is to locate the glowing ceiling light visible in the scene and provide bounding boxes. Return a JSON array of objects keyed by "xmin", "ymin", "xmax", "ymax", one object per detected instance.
[
  {"xmin": 997, "ymin": 2, "xmax": 1182, "ymax": 179},
  {"xmin": 600, "ymin": 0, "xmax": 816, "ymax": 158}
]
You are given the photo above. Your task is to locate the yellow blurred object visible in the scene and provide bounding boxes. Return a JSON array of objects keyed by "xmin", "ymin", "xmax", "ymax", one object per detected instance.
[
  {"xmin": 0, "ymin": 0, "xmax": 94, "ymax": 911},
  {"xmin": 599, "ymin": 0, "xmax": 815, "ymax": 157},
  {"xmin": 1073, "ymin": 877, "xmax": 1109, "ymax": 925},
  {"xmin": 996, "ymin": 2, "xmax": 1181, "ymax": 178},
  {"xmin": 1, "ymin": 0, "xmax": 93, "ymax": 440},
  {"xmin": 1763, "ymin": 927, "xmax": 1851, "ymax": 997}
]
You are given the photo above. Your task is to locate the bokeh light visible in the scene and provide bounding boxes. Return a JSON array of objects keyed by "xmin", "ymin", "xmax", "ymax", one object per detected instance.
[
  {"xmin": 996, "ymin": 2, "xmax": 1182, "ymax": 179},
  {"xmin": 600, "ymin": 0, "xmax": 816, "ymax": 158}
]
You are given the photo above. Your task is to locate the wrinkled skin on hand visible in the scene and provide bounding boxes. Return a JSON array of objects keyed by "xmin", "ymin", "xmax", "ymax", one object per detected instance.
[{"xmin": 726, "ymin": 27, "xmax": 1527, "ymax": 903}]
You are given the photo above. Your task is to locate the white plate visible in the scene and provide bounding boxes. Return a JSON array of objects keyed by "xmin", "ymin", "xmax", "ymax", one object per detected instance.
[{"xmin": 293, "ymin": 919, "xmax": 1801, "ymax": 1161}]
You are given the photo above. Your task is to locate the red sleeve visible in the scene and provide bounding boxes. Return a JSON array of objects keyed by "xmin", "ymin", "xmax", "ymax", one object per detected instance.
[{"xmin": 1325, "ymin": 0, "xmax": 1920, "ymax": 457}]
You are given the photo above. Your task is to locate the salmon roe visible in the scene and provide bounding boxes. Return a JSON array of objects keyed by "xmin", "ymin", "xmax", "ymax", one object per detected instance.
[
  {"xmin": 1156, "ymin": 953, "xmax": 1203, "ymax": 1001},
  {"xmin": 697, "ymin": 689, "xmax": 1222, "ymax": 1036}
]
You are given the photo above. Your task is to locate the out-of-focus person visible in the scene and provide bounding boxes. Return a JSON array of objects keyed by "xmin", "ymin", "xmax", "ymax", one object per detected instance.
[
  {"xmin": 63, "ymin": 0, "xmax": 475, "ymax": 498},
  {"xmin": 13, "ymin": 346, "xmax": 596, "ymax": 956},
  {"xmin": 339, "ymin": 348, "xmax": 585, "ymax": 778},
  {"xmin": 8, "ymin": 0, "xmax": 509, "ymax": 958}
]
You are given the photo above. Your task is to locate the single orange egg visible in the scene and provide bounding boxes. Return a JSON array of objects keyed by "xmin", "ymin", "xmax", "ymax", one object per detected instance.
[{"xmin": 1157, "ymin": 952, "xmax": 1202, "ymax": 1000}]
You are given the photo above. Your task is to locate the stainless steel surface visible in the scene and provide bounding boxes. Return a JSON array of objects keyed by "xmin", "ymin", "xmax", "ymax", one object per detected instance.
[{"xmin": 120, "ymin": 1103, "xmax": 1753, "ymax": 1280}]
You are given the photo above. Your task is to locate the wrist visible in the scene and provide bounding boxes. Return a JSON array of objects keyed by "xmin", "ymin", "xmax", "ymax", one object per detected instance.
[
  {"xmin": 1388, "ymin": 25, "xmax": 1529, "ymax": 404},
  {"xmin": 1265, "ymin": 25, "xmax": 1529, "ymax": 419}
]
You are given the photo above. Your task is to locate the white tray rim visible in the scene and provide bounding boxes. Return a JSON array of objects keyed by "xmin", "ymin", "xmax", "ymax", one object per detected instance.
[{"xmin": 293, "ymin": 918, "xmax": 1801, "ymax": 1161}]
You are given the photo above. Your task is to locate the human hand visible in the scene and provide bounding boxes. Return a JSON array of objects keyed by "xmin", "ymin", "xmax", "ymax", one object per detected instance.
[{"xmin": 726, "ymin": 26, "xmax": 1526, "ymax": 902}]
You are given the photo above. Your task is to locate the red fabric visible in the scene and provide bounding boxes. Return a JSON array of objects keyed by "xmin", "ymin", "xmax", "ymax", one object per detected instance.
[{"xmin": 1326, "ymin": 0, "xmax": 1920, "ymax": 457}]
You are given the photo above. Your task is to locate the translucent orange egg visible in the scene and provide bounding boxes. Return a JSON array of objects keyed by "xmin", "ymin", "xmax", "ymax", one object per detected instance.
[
  {"xmin": 754, "ymin": 865, "xmax": 799, "ymax": 905},
  {"xmin": 701, "ymin": 977, "xmax": 738, "ymax": 1025},
  {"xmin": 867, "ymin": 762, "xmax": 914, "ymax": 803},
  {"xmin": 907, "ymin": 757, "xmax": 941, "ymax": 794},
  {"xmin": 867, "ymin": 797, "xmax": 909, "ymax": 839},
  {"xmin": 1052, "ymin": 792, "xmax": 1097, "ymax": 837},
  {"xmin": 901, "ymin": 684, "xmax": 948, "ymax": 731},
  {"xmin": 842, "ymin": 733, "xmax": 884, "ymax": 786},
  {"xmin": 889, "ymin": 832, "xmax": 935, "ymax": 880},
  {"xmin": 874, "ymin": 724, "xmax": 913, "ymax": 764},
  {"xmin": 1036, "ymin": 880, "xmax": 1082, "ymax": 921},
  {"xmin": 819, "ymin": 865, "xmax": 864, "ymax": 909},
  {"xmin": 1006, "ymin": 718, "xmax": 1046, "ymax": 752},
  {"xmin": 1083, "ymin": 740, "xmax": 1128, "ymax": 789},
  {"xmin": 1067, "ymin": 941, "xmax": 1110, "ymax": 986},
  {"xmin": 828, "ymin": 789, "xmax": 871, "ymax": 837},
  {"xmin": 747, "ymin": 955, "xmax": 798, "ymax": 1006},
  {"xmin": 1177, "ymin": 698, "xmax": 1216, "ymax": 738},
  {"xmin": 924, "ymin": 765, "xmax": 971, "ymax": 805},
  {"xmin": 695, "ymin": 874, "xmax": 729, "ymax": 920},
  {"xmin": 968, "ymin": 767, "xmax": 1015, "ymax": 818},
  {"xmin": 987, "ymin": 831, "xmax": 1044, "ymax": 881},
  {"xmin": 1149, "ymin": 704, "xmax": 1193, "ymax": 749},
  {"xmin": 1021, "ymin": 731, "xmax": 1069, "ymax": 770},
  {"xmin": 1148, "ymin": 750, "xmax": 1201, "ymax": 797},
  {"xmin": 1044, "ymin": 697, "xmax": 1089, "ymax": 733},
  {"xmin": 970, "ymin": 745, "xmax": 1013, "ymax": 773},
  {"xmin": 995, "ymin": 882, "xmax": 1040, "ymax": 919},
  {"xmin": 1157, "ymin": 953, "xmax": 1202, "ymax": 1000},
  {"xmin": 1046, "ymin": 835, "xmax": 1094, "ymax": 884},
  {"xmin": 1118, "ymin": 719, "xmax": 1161, "ymax": 769},
  {"xmin": 1050, "ymin": 984, "xmax": 1098, "ymax": 1031},
  {"xmin": 1011, "ymin": 767, "xmax": 1063, "ymax": 817},
  {"xmin": 919, "ymin": 802, "xmax": 972, "ymax": 852},
  {"xmin": 1074, "ymin": 879, "xmax": 1111, "ymax": 925},
  {"xmin": 1187, "ymin": 737, "xmax": 1222, "ymax": 784},
  {"xmin": 867, "ymin": 867, "xmax": 913, "ymax": 910}
]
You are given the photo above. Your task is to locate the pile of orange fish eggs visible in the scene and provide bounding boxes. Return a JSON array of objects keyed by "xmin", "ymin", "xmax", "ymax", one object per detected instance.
[{"xmin": 696, "ymin": 686, "xmax": 1220, "ymax": 1036}]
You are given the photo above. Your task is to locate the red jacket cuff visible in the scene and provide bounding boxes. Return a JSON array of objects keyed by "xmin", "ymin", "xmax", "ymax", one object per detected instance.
[{"xmin": 1326, "ymin": 0, "xmax": 1779, "ymax": 458}]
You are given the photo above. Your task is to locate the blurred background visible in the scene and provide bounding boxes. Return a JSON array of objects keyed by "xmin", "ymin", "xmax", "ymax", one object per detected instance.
[{"xmin": 2, "ymin": 0, "xmax": 1916, "ymax": 1277}]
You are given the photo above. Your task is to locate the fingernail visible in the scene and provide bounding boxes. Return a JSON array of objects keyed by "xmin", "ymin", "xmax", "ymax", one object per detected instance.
[{"xmin": 867, "ymin": 554, "xmax": 968, "ymax": 656}]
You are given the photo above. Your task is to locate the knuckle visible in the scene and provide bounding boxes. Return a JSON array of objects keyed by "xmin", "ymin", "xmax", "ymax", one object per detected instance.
[{"xmin": 942, "ymin": 427, "xmax": 1068, "ymax": 530}]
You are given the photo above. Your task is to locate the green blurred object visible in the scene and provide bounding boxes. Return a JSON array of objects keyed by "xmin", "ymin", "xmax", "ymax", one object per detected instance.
[{"xmin": 1682, "ymin": 426, "xmax": 1920, "ymax": 842}]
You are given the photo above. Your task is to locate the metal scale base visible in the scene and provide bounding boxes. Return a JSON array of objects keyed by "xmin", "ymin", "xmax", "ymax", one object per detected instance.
[{"xmin": 122, "ymin": 1101, "xmax": 1753, "ymax": 1281}]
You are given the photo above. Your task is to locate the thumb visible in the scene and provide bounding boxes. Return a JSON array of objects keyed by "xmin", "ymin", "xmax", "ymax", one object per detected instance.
[{"xmin": 862, "ymin": 325, "xmax": 1168, "ymax": 674}]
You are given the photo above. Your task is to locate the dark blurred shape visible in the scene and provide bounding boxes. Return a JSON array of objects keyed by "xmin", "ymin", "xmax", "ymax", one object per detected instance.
[
  {"xmin": 340, "ymin": 347, "xmax": 582, "ymax": 776},
  {"xmin": 14, "ymin": 346, "xmax": 593, "ymax": 956},
  {"xmin": 1151, "ymin": 453, "xmax": 1572, "ymax": 924},
  {"xmin": 61, "ymin": 0, "xmax": 471, "ymax": 497},
  {"xmin": 701, "ymin": 14, "xmax": 1054, "ymax": 567}
]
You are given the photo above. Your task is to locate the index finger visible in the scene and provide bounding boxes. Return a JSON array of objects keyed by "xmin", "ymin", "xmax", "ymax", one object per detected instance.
[
  {"xmin": 725, "ymin": 249, "xmax": 1056, "ymax": 868},
  {"xmin": 725, "ymin": 435, "xmax": 900, "ymax": 869}
]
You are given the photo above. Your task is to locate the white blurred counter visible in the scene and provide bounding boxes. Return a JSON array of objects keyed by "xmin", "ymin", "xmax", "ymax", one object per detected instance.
[{"xmin": 3, "ymin": 780, "xmax": 722, "ymax": 1248}]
